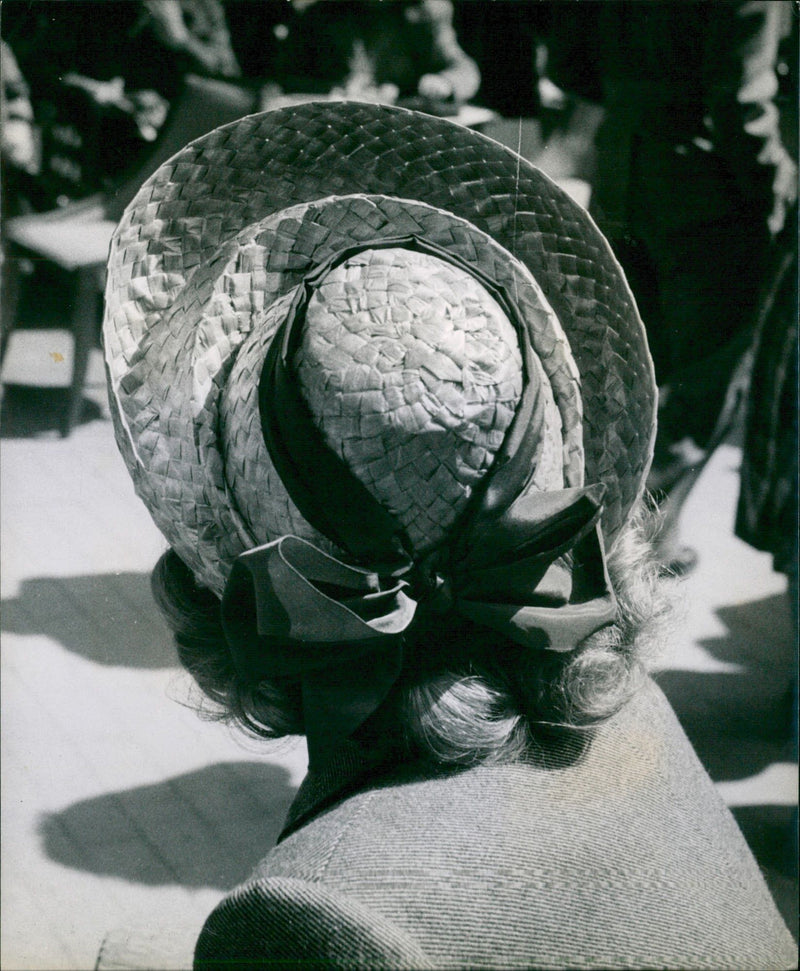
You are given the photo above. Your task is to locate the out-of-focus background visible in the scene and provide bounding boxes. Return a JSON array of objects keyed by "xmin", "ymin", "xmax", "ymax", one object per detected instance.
[{"xmin": 1, "ymin": 2, "xmax": 797, "ymax": 969}]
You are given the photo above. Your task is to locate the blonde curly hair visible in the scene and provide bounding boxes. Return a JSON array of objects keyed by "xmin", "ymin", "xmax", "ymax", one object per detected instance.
[{"xmin": 152, "ymin": 498, "xmax": 670, "ymax": 766}]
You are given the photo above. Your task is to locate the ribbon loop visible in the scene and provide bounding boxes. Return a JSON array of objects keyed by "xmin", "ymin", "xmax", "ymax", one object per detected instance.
[
  {"xmin": 455, "ymin": 483, "xmax": 606, "ymax": 570},
  {"xmin": 222, "ymin": 536, "xmax": 417, "ymax": 677}
]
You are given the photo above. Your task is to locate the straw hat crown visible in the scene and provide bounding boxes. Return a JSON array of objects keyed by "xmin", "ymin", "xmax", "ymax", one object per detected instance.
[{"xmin": 103, "ymin": 102, "xmax": 655, "ymax": 597}]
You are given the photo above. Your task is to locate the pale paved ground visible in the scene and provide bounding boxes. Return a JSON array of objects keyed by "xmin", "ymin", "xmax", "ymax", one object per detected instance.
[
  {"xmin": 1, "ymin": 343, "xmax": 797, "ymax": 969},
  {"xmin": 1, "ymin": 358, "xmax": 310, "ymax": 970}
]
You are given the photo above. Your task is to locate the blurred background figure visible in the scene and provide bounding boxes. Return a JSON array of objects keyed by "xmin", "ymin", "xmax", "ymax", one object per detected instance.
[
  {"xmin": 1, "ymin": 0, "xmax": 239, "ymax": 206},
  {"xmin": 0, "ymin": 0, "xmax": 248, "ymax": 437},
  {"xmin": 142, "ymin": 0, "xmax": 241, "ymax": 81},
  {"xmin": 225, "ymin": 0, "xmax": 479, "ymax": 110},
  {"xmin": 735, "ymin": 214, "xmax": 798, "ymax": 623},
  {"xmin": 1, "ymin": 39, "xmax": 40, "ymax": 364},
  {"xmin": 545, "ymin": 0, "xmax": 797, "ymax": 571},
  {"xmin": 451, "ymin": 1, "xmax": 575, "ymax": 133},
  {"xmin": 735, "ymin": 205, "xmax": 798, "ymax": 775},
  {"xmin": 1, "ymin": 0, "xmax": 480, "ymax": 207},
  {"xmin": 1, "ymin": 40, "xmax": 39, "ymax": 218},
  {"xmin": 449, "ymin": 0, "xmax": 549, "ymax": 117},
  {"xmin": 734, "ymin": 11, "xmax": 799, "ymax": 623}
]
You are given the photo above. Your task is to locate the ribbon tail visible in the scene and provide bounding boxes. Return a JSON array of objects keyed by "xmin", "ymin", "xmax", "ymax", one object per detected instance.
[
  {"xmin": 458, "ymin": 590, "xmax": 617, "ymax": 653},
  {"xmin": 302, "ymin": 647, "xmax": 404, "ymax": 768},
  {"xmin": 459, "ymin": 483, "xmax": 608, "ymax": 571}
]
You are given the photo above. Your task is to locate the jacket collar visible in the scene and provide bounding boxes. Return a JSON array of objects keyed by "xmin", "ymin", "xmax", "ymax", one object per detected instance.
[
  {"xmin": 279, "ymin": 736, "xmax": 398, "ymax": 841},
  {"xmin": 279, "ymin": 724, "xmax": 593, "ymax": 840}
]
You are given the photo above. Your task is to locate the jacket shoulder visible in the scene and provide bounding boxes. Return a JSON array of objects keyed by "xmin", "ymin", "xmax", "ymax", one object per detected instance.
[{"xmin": 194, "ymin": 875, "xmax": 431, "ymax": 971}]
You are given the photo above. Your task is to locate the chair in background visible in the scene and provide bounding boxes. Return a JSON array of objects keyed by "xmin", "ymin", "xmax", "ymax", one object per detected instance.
[{"xmin": 2, "ymin": 74, "xmax": 255, "ymax": 436}]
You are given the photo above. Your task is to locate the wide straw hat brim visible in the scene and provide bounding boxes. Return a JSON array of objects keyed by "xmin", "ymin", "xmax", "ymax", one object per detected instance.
[{"xmin": 104, "ymin": 101, "xmax": 655, "ymax": 595}]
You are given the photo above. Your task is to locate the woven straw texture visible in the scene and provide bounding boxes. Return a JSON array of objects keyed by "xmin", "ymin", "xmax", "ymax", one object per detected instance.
[
  {"xmin": 104, "ymin": 102, "xmax": 655, "ymax": 595},
  {"xmin": 298, "ymin": 246, "xmax": 566, "ymax": 552}
]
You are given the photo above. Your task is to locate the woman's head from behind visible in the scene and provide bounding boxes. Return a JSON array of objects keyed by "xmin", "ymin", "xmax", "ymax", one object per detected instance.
[{"xmin": 104, "ymin": 101, "xmax": 660, "ymax": 769}]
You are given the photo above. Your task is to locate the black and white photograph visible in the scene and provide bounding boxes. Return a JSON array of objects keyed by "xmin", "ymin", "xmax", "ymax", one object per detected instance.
[{"xmin": 1, "ymin": 2, "xmax": 797, "ymax": 968}]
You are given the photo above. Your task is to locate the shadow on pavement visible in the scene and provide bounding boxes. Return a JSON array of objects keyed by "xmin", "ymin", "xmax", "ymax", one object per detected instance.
[
  {"xmin": 732, "ymin": 804, "xmax": 799, "ymax": 941},
  {"xmin": 654, "ymin": 668, "xmax": 794, "ymax": 782},
  {"xmin": 40, "ymin": 760, "xmax": 298, "ymax": 891},
  {"xmin": 654, "ymin": 590, "xmax": 796, "ymax": 782},
  {"xmin": 2, "ymin": 572, "xmax": 177, "ymax": 669},
  {"xmin": 655, "ymin": 590, "xmax": 798, "ymax": 939},
  {"xmin": 0, "ymin": 385, "xmax": 104, "ymax": 438},
  {"xmin": 703, "ymin": 594, "xmax": 795, "ymax": 673}
]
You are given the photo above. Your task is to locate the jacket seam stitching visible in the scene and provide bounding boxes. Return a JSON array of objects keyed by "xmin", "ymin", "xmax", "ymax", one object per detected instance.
[{"xmin": 315, "ymin": 789, "xmax": 377, "ymax": 879}]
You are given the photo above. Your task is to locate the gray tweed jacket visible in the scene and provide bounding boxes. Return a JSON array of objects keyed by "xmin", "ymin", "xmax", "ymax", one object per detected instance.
[{"xmin": 194, "ymin": 679, "xmax": 796, "ymax": 970}]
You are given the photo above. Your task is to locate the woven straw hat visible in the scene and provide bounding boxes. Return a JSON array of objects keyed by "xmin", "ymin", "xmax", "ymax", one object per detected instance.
[{"xmin": 104, "ymin": 101, "xmax": 655, "ymax": 599}]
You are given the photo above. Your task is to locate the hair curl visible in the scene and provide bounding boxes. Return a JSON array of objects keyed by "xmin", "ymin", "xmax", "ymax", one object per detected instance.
[{"xmin": 151, "ymin": 498, "xmax": 671, "ymax": 765}]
